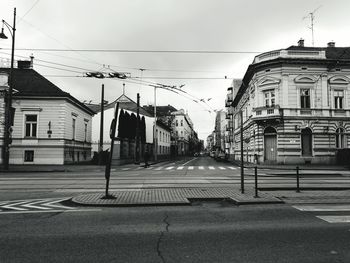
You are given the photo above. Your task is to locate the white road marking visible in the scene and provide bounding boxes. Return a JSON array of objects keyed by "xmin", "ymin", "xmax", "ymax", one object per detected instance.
[
  {"xmin": 44, "ymin": 199, "xmax": 75, "ymax": 210},
  {"xmin": 293, "ymin": 205, "xmax": 350, "ymax": 212},
  {"xmin": 122, "ymin": 168, "xmax": 131, "ymax": 171},
  {"xmin": 316, "ymin": 215, "xmax": 350, "ymax": 223},
  {"xmin": 228, "ymin": 167, "xmax": 237, "ymax": 170},
  {"xmin": 177, "ymin": 166, "xmax": 184, "ymax": 170},
  {"xmin": 154, "ymin": 166, "xmax": 164, "ymax": 170},
  {"xmin": 209, "ymin": 166, "xmax": 215, "ymax": 170},
  {"xmin": 22, "ymin": 200, "xmax": 51, "ymax": 210},
  {"xmin": 199, "ymin": 166, "xmax": 204, "ymax": 170},
  {"xmin": 1, "ymin": 201, "xmax": 29, "ymax": 211},
  {"xmin": 188, "ymin": 166, "xmax": 194, "ymax": 170},
  {"xmin": 135, "ymin": 167, "xmax": 143, "ymax": 170},
  {"xmin": 165, "ymin": 166, "xmax": 174, "ymax": 170},
  {"xmin": 0, "ymin": 209, "xmax": 101, "ymax": 215},
  {"xmin": 183, "ymin": 158, "xmax": 197, "ymax": 166},
  {"xmin": 218, "ymin": 167, "xmax": 226, "ymax": 170}
]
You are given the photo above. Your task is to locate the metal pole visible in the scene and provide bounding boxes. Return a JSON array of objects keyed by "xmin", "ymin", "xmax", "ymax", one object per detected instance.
[
  {"xmin": 3, "ymin": 8, "xmax": 16, "ymax": 170},
  {"xmin": 240, "ymin": 110, "xmax": 244, "ymax": 194},
  {"xmin": 254, "ymin": 166, "xmax": 259, "ymax": 198},
  {"xmin": 98, "ymin": 84, "xmax": 104, "ymax": 165},
  {"xmin": 296, "ymin": 166, "xmax": 300, "ymax": 193},
  {"xmin": 135, "ymin": 93, "xmax": 140, "ymax": 164},
  {"xmin": 153, "ymin": 87, "xmax": 157, "ymax": 162}
]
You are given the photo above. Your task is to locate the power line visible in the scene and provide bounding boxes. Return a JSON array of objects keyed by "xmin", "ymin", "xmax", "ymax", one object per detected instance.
[{"xmin": 3, "ymin": 48, "xmax": 261, "ymax": 54}]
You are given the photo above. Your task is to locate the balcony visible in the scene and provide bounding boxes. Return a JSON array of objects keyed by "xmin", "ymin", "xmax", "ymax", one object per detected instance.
[
  {"xmin": 252, "ymin": 106, "xmax": 283, "ymax": 123},
  {"xmin": 226, "ymin": 120, "xmax": 234, "ymax": 131}
]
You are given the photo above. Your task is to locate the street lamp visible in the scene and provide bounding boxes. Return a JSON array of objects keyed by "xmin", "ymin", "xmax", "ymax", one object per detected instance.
[{"xmin": 1, "ymin": 8, "xmax": 16, "ymax": 170}]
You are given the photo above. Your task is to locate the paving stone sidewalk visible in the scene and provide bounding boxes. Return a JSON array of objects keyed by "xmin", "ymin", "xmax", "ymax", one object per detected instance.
[{"xmin": 71, "ymin": 187, "xmax": 283, "ymax": 206}]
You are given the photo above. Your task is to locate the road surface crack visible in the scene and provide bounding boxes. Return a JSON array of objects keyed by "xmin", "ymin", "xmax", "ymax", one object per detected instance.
[{"xmin": 157, "ymin": 214, "xmax": 169, "ymax": 263}]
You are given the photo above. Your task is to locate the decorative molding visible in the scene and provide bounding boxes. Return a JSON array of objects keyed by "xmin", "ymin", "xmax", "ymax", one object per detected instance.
[
  {"xmin": 20, "ymin": 107, "xmax": 42, "ymax": 112},
  {"xmin": 329, "ymin": 75, "xmax": 350, "ymax": 84},
  {"xmin": 294, "ymin": 74, "xmax": 317, "ymax": 83},
  {"xmin": 71, "ymin": 112, "xmax": 78, "ymax": 117},
  {"xmin": 257, "ymin": 76, "xmax": 281, "ymax": 87}
]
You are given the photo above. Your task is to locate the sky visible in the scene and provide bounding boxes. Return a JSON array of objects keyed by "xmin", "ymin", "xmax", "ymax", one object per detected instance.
[{"xmin": 1, "ymin": 0, "xmax": 350, "ymax": 141}]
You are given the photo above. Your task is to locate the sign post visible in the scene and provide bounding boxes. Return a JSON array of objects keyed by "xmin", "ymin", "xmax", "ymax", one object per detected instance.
[{"xmin": 103, "ymin": 102, "xmax": 119, "ymax": 199}]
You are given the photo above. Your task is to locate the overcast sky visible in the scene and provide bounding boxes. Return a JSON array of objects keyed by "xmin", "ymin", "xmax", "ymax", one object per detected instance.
[{"xmin": 1, "ymin": 0, "xmax": 350, "ymax": 140}]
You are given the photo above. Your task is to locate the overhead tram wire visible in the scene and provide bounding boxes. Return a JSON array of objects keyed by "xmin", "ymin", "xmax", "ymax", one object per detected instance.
[{"xmin": 2, "ymin": 47, "xmax": 262, "ymax": 54}]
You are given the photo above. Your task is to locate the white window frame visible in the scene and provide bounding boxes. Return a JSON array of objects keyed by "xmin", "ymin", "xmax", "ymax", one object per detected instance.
[
  {"xmin": 263, "ymin": 89, "xmax": 275, "ymax": 107},
  {"xmin": 24, "ymin": 113, "xmax": 38, "ymax": 138},
  {"xmin": 72, "ymin": 117, "xmax": 76, "ymax": 140},
  {"xmin": 335, "ymin": 127, "xmax": 346, "ymax": 148}
]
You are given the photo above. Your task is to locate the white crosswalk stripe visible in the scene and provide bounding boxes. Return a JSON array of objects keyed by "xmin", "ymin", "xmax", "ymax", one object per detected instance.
[
  {"xmin": 119, "ymin": 165, "xmax": 239, "ymax": 171},
  {"xmin": 293, "ymin": 204, "xmax": 350, "ymax": 224}
]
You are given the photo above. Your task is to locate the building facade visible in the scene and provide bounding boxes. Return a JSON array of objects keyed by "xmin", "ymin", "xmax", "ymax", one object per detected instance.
[
  {"xmin": 0, "ymin": 63, "xmax": 95, "ymax": 165},
  {"xmin": 230, "ymin": 40, "xmax": 350, "ymax": 164}
]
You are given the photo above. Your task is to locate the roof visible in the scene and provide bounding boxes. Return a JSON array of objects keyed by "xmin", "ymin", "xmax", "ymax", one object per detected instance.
[
  {"xmin": 156, "ymin": 119, "xmax": 171, "ymax": 131},
  {"xmin": 91, "ymin": 94, "xmax": 153, "ymax": 117},
  {"xmin": 143, "ymin": 105, "xmax": 178, "ymax": 116},
  {"xmin": 232, "ymin": 45, "xmax": 350, "ymax": 107},
  {"xmin": 0, "ymin": 68, "xmax": 95, "ymax": 115},
  {"xmin": 286, "ymin": 45, "xmax": 350, "ymax": 60}
]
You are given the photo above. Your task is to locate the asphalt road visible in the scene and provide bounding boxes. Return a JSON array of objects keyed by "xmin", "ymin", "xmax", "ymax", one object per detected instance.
[
  {"xmin": 1, "ymin": 156, "xmax": 349, "ymax": 201},
  {"xmin": 0, "ymin": 203, "xmax": 349, "ymax": 263}
]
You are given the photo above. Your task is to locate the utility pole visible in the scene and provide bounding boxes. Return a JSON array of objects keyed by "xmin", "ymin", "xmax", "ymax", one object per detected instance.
[
  {"xmin": 153, "ymin": 86, "xmax": 157, "ymax": 162},
  {"xmin": 98, "ymin": 84, "xmax": 104, "ymax": 165},
  {"xmin": 135, "ymin": 93, "xmax": 140, "ymax": 164},
  {"xmin": 240, "ymin": 110, "xmax": 244, "ymax": 194}
]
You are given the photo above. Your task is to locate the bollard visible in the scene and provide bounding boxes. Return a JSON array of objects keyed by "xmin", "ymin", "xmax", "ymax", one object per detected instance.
[
  {"xmin": 296, "ymin": 166, "xmax": 300, "ymax": 193},
  {"xmin": 254, "ymin": 166, "xmax": 259, "ymax": 198}
]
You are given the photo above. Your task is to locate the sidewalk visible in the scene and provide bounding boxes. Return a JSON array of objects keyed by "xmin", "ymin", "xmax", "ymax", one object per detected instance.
[{"xmin": 71, "ymin": 187, "xmax": 283, "ymax": 207}]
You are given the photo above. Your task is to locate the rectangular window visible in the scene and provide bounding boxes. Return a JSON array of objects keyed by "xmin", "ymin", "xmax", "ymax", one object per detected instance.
[
  {"xmin": 72, "ymin": 118, "xmax": 76, "ymax": 140},
  {"xmin": 334, "ymin": 90, "xmax": 344, "ymax": 109},
  {"xmin": 181, "ymin": 120, "xmax": 183, "ymax": 126},
  {"xmin": 300, "ymin": 89, "xmax": 310, "ymax": 109},
  {"xmin": 24, "ymin": 150, "xmax": 34, "ymax": 162},
  {"xmin": 84, "ymin": 122, "xmax": 88, "ymax": 142},
  {"xmin": 25, "ymin": 114, "xmax": 37, "ymax": 137},
  {"xmin": 264, "ymin": 90, "xmax": 275, "ymax": 107}
]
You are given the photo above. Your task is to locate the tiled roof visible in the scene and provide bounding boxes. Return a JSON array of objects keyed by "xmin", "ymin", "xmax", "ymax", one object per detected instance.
[{"xmin": 1, "ymin": 68, "xmax": 95, "ymax": 115}]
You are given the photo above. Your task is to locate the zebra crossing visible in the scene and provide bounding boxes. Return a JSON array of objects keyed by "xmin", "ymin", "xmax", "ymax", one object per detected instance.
[
  {"xmin": 120, "ymin": 165, "xmax": 239, "ymax": 171},
  {"xmin": 293, "ymin": 204, "xmax": 350, "ymax": 223}
]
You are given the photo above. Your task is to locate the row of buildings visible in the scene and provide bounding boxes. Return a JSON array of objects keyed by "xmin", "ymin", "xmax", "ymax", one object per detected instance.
[
  {"xmin": 209, "ymin": 39, "xmax": 350, "ymax": 165},
  {"xmin": 0, "ymin": 58, "xmax": 200, "ymax": 165}
]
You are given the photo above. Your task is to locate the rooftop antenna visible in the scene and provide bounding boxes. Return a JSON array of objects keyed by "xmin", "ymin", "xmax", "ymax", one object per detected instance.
[
  {"xmin": 303, "ymin": 5, "xmax": 322, "ymax": 47},
  {"xmin": 122, "ymin": 83, "xmax": 125, "ymax": 95}
]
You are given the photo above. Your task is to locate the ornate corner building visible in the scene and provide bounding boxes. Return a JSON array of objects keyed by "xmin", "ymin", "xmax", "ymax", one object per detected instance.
[{"xmin": 229, "ymin": 40, "xmax": 350, "ymax": 164}]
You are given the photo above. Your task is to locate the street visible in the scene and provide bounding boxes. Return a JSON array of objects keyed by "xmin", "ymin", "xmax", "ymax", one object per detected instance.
[
  {"xmin": 1, "ymin": 203, "xmax": 350, "ymax": 263},
  {"xmin": 1, "ymin": 156, "xmax": 350, "ymax": 262},
  {"xmin": 1, "ymin": 156, "xmax": 350, "ymax": 201}
]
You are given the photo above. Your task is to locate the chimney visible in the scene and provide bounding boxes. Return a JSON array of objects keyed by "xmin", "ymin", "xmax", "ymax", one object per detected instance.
[
  {"xmin": 327, "ymin": 41, "xmax": 335, "ymax": 47},
  {"xmin": 297, "ymin": 38, "xmax": 304, "ymax": 47}
]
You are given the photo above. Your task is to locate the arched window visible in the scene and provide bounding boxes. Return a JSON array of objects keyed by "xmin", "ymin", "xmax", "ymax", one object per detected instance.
[
  {"xmin": 264, "ymin": 126, "xmax": 276, "ymax": 135},
  {"xmin": 336, "ymin": 128, "xmax": 345, "ymax": 148}
]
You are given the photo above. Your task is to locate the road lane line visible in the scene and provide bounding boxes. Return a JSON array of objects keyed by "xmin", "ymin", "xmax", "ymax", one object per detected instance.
[
  {"xmin": 177, "ymin": 166, "xmax": 184, "ymax": 170},
  {"xmin": 316, "ymin": 215, "xmax": 350, "ymax": 223},
  {"xmin": 183, "ymin": 158, "xmax": 197, "ymax": 166},
  {"xmin": 199, "ymin": 166, "xmax": 204, "ymax": 170},
  {"xmin": 188, "ymin": 166, "xmax": 194, "ymax": 170},
  {"xmin": 208, "ymin": 166, "xmax": 215, "ymax": 170},
  {"xmin": 1, "ymin": 201, "xmax": 29, "ymax": 211},
  {"xmin": 22, "ymin": 200, "xmax": 51, "ymax": 210},
  {"xmin": 218, "ymin": 167, "xmax": 226, "ymax": 170},
  {"xmin": 165, "ymin": 166, "xmax": 174, "ymax": 170},
  {"xmin": 228, "ymin": 167, "xmax": 237, "ymax": 170},
  {"xmin": 154, "ymin": 166, "xmax": 164, "ymax": 170},
  {"xmin": 122, "ymin": 168, "xmax": 131, "ymax": 171},
  {"xmin": 293, "ymin": 205, "xmax": 350, "ymax": 212},
  {"xmin": 0, "ymin": 209, "xmax": 102, "ymax": 215}
]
